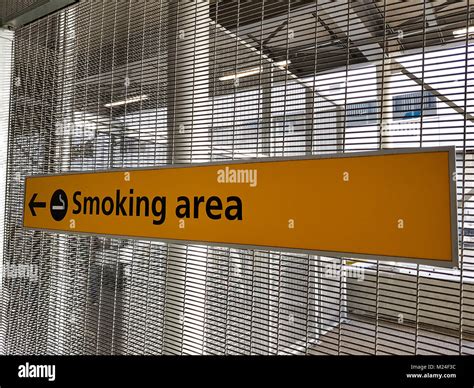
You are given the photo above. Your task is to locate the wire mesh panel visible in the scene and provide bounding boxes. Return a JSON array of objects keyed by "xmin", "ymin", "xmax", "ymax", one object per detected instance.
[{"xmin": 0, "ymin": 0, "xmax": 473, "ymax": 355}]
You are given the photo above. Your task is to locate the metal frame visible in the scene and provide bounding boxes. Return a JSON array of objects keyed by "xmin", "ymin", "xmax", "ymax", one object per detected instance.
[{"xmin": 22, "ymin": 146, "xmax": 459, "ymax": 269}]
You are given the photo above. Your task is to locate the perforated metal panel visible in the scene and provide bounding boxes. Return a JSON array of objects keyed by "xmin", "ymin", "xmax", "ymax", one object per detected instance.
[{"xmin": 1, "ymin": 0, "xmax": 474, "ymax": 355}]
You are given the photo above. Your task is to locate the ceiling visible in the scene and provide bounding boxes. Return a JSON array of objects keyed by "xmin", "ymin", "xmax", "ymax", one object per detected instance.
[
  {"xmin": 211, "ymin": 0, "xmax": 474, "ymax": 78},
  {"xmin": 7, "ymin": 0, "xmax": 474, "ymax": 117}
]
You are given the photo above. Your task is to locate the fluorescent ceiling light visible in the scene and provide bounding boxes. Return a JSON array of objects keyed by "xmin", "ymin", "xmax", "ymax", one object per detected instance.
[
  {"xmin": 274, "ymin": 60, "xmax": 291, "ymax": 68},
  {"xmin": 219, "ymin": 60, "xmax": 291, "ymax": 81},
  {"xmin": 453, "ymin": 26, "xmax": 474, "ymax": 37},
  {"xmin": 105, "ymin": 95, "xmax": 148, "ymax": 108},
  {"xmin": 219, "ymin": 67, "xmax": 262, "ymax": 81}
]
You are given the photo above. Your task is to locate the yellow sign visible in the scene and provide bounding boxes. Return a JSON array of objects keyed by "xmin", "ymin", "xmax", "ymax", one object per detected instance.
[{"xmin": 23, "ymin": 148, "xmax": 458, "ymax": 267}]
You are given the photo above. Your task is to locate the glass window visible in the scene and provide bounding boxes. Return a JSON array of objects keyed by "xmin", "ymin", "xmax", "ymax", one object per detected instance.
[
  {"xmin": 392, "ymin": 91, "xmax": 437, "ymax": 120},
  {"xmin": 346, "ymin": 100, "xmax": 378, "ymax": 127}
]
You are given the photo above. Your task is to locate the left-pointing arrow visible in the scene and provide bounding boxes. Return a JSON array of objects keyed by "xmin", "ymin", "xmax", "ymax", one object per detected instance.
[{"xmin": 28, "ymin": 193, "xmax": 46, "ymax": 216}]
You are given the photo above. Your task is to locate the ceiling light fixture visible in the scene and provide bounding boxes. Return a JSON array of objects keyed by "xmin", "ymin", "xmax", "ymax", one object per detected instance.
[
  {"xmin": 274, "ymin": 60, "xmax": 291, "ymax": 68},
  {"xmin": 219, "ymin": 66, "xmax": 262, "ymax": 81},
  {"xmin": 104, "ymin": 95, "xmax": 148, "ymax": 108},
  {"xmin": 453, "ymin": 26, "xmax": 474, "ymax": 37},
  {"xmin": 219, "ymin": 60, "xmax": 291, "ymax": 82}
]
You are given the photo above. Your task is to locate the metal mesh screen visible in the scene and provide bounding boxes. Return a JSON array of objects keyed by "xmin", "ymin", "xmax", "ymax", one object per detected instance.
[{"xmin": 1, "ymin": 0, "xmax": 474, "ymax": 355}]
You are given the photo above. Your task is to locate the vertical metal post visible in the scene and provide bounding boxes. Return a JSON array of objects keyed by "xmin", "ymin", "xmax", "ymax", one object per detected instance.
[
  {"xmin": 376, "ymin": 57, "xmax": 394, "ymax": 149},
  {"xmin": 260, "ymin": 63, "xmax": 272, "ymax": 156},
  {"xmin": 164, "ymin": 0, "xmax": 210, "ymax": 355},
  {"xmin": 305, "ymin": 87, "xmax": 314, "ymax": 154}
]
